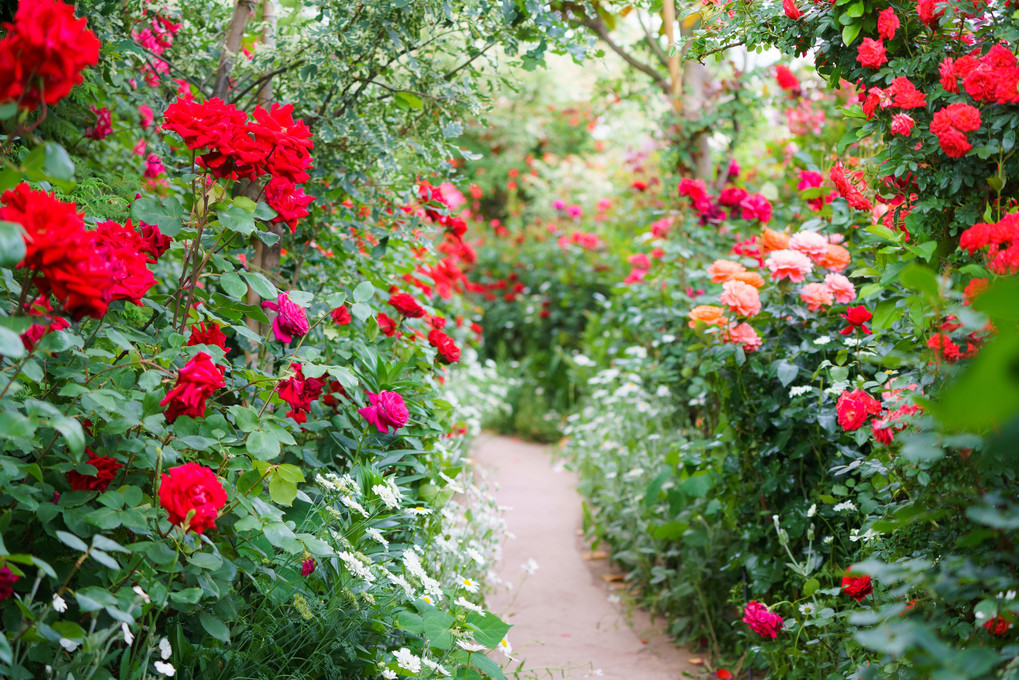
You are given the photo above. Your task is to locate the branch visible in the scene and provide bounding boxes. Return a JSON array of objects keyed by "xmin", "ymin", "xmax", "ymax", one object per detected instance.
[
  {"xmin": 442, "ymin": 40, "xmax": 498, "ymax": 81},
  {"xmin": 351, "ymin": 78, "xmax": 451, "ymax": 102},
  {"xmin": 229, "ymin": 61, "xmax": 303, "ymax": 106},
  {"xmin": 692, "ymin": 39, "xmax": 747, "ymax": 64},
  {"xmin": 577, "ymin": 15, "xmax": 670, "ymax": 95},
  {"xmin": 635, "ymin": 10, "xmax": 669, "ymax": 69}
]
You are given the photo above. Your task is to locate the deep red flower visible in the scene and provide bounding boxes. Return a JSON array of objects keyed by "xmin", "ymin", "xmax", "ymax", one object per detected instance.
[
  {"xmin": 782, "ymin": 0, "xmax": 802, "ymax": 19},
  {"xmin": 388, "ymin": 292, "xmax": 426, "ymax": 318},
  {"xmin": 163, "ymin": 97, "xmax": 247, "ymax": 153},
  {"xmin": 775, "ymin": 65, "xmax": 800, "ymax": 93},
  {"xmin": 331, "ymin": 305, "xmax": 351, "ymax": 325},
  {"xmin": 719, "ymin": 187, "xmax": 748, "ymax": 207},
  {"xmin": 358, "ymin": 390, "xmax": 410, "ymax": 433},
  {"xmin": 984, "ymin": 616, "xmax": 1012, "ymax": 637},
  {"xmin": 84, "ymin": 105, "xmax": 113, "ymax": 140},
  {"xmin": 0, "ymin": 0, "xmax": 101, "ymax": 111},
  {"xmin": 140, "ymin": 220, "xmax": 172, "ymax": 262},
  {"xmin": 94, "ymin": 219, "xmax": 158, "ymax": 306},
  {"xmin": 930, "ymin": 103, "xmax": 981, "ymax": 158},
  {"xmin": 188, "ymin": 322, "xmax": 229, "ymax": 354},
  {"xmin": 301, "ymin": 558, "xmax": 316, "ymax": 577},
  {"xmin": 829, "ymin": 163, "xmax": 873, "ymax": 211},
  {"xmin": 66, "ymin": 449, "xmax": 123, "ymax": 492},
  {"xmin": 836, "ymin": 389, "xmax": 882, "ymax": 431},
  {"xmin": 276, "ymin": 363, "xmax": 326, "ymax": 423},
  {"xmin": 377, "ymin": 312, "xmax": 400, "ymax": 337},
  {"xmin": 857, "ymin": 38, "xmax": 888, "ymax": 70},
  {"xmin": 264, "ymin": 177, "xmax": 314, "ymax": 234},
  {"xmin": 160, "ymin": 352, "xmax": 226, "ymax": 424},
  {"xmin": 158, "ymin": 462, "xmax": 227, "ymax": 534},
  {"xmin": 0, "ymin": 565, "xmax": 18, "ymax": 601},
  {"xmin": 428, "ymin": 329, "xmax": 461, "ymax": 364},
  {"xmin": 250, "ymin": 102, "xmax": 314, "ymax": 184},
  {"xmin": 841, "ymin": 569, "xmax": 873, "ymax": 601},
  {"xmin": 888, "ymin": 77, "xmax": 927, "ymax": 109},
  {"xmin": 840, "ymin": 305, "xmax": 873, "ymax": 335}
]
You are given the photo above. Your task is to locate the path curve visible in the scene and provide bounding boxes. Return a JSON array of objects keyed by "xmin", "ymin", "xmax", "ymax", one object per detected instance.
[{"xmin": 474, "ymin": 434, "xmax": 700, "ymax": 680}]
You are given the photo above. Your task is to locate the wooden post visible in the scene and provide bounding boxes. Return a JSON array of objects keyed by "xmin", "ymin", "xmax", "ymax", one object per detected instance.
[
  {"xmin": 212, "ymin": 0, "xmax": 257, "ymax": 99},
  {"xmin": 661, "ymin": 0, "xmax": 682, "ymax": 110}
]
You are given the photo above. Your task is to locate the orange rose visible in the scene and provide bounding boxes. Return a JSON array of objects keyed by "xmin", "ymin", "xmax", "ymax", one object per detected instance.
[
  {"xmin": 760, "ymin": 227, "xmax": 790, "ymax": 253},
  {"xmin": 819, "ymin": 244, "xmax": 851, "ymax": 272},
  {"xmin": 720, "ymin": 280, "xmax": 762, "ymax": 317},
  {"xmin": 688, "ymin": 305, "xmax": 727, "ymax": 328},
  {"xmin": 706, "ymin": 259, "xmax": 747, "ymax": 283},
  {"xmin": 731, "ymin": 271, "xmax": 766, "ymax": 288}
]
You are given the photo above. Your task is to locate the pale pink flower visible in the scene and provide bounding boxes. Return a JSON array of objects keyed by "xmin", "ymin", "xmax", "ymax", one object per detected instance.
[
  {"xmin": 765, "ymin": 249, "xmax": 813, "ymax": 282},
  {"xmin": 823, "ymin": 273, "xmax": 856, "ymax": 303},
  {"xmin": 723, "ymin": 323, "xmax": 762, "ymax": 352},
  {"xmin": 720, "ymin": 280, "xmax": 761, "ymax": 317},
  {"xmin": 789, "ymin": 231, "xmax": 830, "ymax": 262},
  {"xmin": 800, "ymin": 282, "xmax": 834, "ymax": 311}
]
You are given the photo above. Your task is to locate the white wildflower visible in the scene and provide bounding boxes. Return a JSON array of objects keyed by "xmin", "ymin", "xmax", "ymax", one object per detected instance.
[
  {"xmin": 52, "ymin": 593, "xmax": 67, "ymax": 613},
  {"xmin": 382, "ymin": 670, "xmax": 397, "ymax": 680},
  {"xmin": 813, "ymin": 336, "xmax": 832, "ymax": 345},
  {"xmin": 154, "ymin": 660, "xmax": 176, "ymax": 677},
  {"xmin": 393, "ymin": 648, "xmax": 421, "ymax": 673},
  {"xmin": 132, "ymin": 585, "xmax": 150, "ymax": 603},
  {"xmin": 406, "ymin": 506, "xmax": 433, "ymax": 516},
  {"xmin": 498, "ymin": 636, "xmax": 513, "ymax": 658},
  {"xmin": 339, "ymin": 495, "xmax": 369, "ymax": 518},
  {"xmin": 458, "ymin": 577, "xmax": 479, "ymax": 593},
  {"xmin": 521, "ymin": 558, "xmax": 539, "ymax": 575},
  {"xmin": 457, "ymin": 640, "xmax": 486, "ymax": 652},
  {"xmin": 366, "ymin": 527, "xmax": 389, "ymax": 548},
  {"xmin": 833, "ymin": 500, "xmax": 856, "ymax": 512},
  {"xmin": 423, "ymin": 657, "xmax": 451, "ymax": 677},
  {"xmin": 807, "ymin": 503, "xmax": 817, "ymax": 518},
  {"xmin": 337, "ymin": 551, "xmax": 376, "ymax": 584},
  {"xmin": 59, "ymin": 637, "xmax": 79, "ymax": 652},
  {"xmin": 372, "ymin": 479, "xmax": 401, "ymax": 509},
  {"xmin": 455, "ymin": 596, "xmax": 484, "ymax": 615},
  {"xmin": 466, "ymin": 547, "xmax": 485, "ymax": 566},
  {"xmin": 789, "ymin": 385, "xmax": 812, "ymax": 398},
  {"xmin": 799, "ymin": 602, "xmax": 816, "ymax": 617},
  {"xmin": 121, "ymin": 622, "xmax": 134, "ymax": 645},
  {"xmin": 158, "ymin": 637, "xmax": 172, "ymax": 660}
]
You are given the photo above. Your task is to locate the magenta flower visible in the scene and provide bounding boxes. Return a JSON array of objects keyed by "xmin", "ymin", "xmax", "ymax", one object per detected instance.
[
  {"xmin": 357, "ymin": 390, "xmax": 410, "ymax": 434},
  {"xmin": 262, "ymin": 292, "xmax": 309, "ymax": 344},
  {"xmin": 301, "ymin": 558, "xmax": 315, "ymax": 577}
]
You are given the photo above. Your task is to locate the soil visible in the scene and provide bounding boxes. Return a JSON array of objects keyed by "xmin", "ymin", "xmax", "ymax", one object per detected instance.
[{"xmin": 473, "ymin": 434, "xmax": 705, "ymax": 680}]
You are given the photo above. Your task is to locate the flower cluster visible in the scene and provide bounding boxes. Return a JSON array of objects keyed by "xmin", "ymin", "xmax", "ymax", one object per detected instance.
[
  {"xmin": 163, "ymin": 97, "xmax": 315, "ymax": 233},
  {"xmin": 959, "ymin": 212, "xmax": 1019, "ymax": 275},
  {"xmin": 0, "ymin": 0, "xmax": 100, "ymax": 111}
]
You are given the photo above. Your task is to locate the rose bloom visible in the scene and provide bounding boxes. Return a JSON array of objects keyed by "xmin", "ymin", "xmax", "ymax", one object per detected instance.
[
  {"xmin": 720, "ymin": 280, "xmax": 761, "ymax": 317},
  {"xmin": 187, "ymin": 321, "xmax": 229, "ymax": 354},
  {"xmin": 723, "ymin": 322, "xmax": 762, "ymax": 352},
  {"xmin": 739, "ymin": 193, "xmax": 772, "ymax": 223},
  {"xmin": 878, "ymin": 7, "xmax": 899, "ymax": 39},
  {"xmin": 800, "ymin": 282, "xmax": 834, "ymax": 312},
  {"xmin": 857, "ymin": 37, "xmax": 888, "ymax": 69},
  {"xmin": 731, "ymin": 271, "xmax": 766, "ymax": 289},
  {"xmin": 765, "ymin": 249, "xmax": 813, "ymax": 282},
  {"xmin": 160, "ymin": 352, "xmax": 226, "ymax": 424},
  {"xmin": 819, "ymin": 243, "xmax": 851, "ymax": 272},
  {"xmin": 428, "ymin": 329, "xmax": 461, "ymax": 364},
  {"xmin": 760, "ymin": 227, "xmax": 791, "ymax": 253},
  {"xmin": 743, "ymin": 601, "xmax": 783, "ymax": 639},
  {"xmin": 0, "ymin": 565, "xmax": 18, "ymax": 601},
  {"xmin": 158, "ymin": 462, "xmax": 228, "ymax": 534},
  {"xmin": 789, "ymin": 231, "xmax": 829, "ymax": 262},
  {"xmin": 358, "ymin": 390, "xmax": 410, "ymax": 433},
  {"xmin": 890, "ymin": 114, "xmax": 914, "ymax": 137},
  {"xmin": 66, "ymin": 449, "xmax": 122, "ymax": 492},
  {"xmin": 688, "ymin": 305, "xmax": 727, "ymax": 328},
  {"xmin": 930, "ymin": 103, "xmax": 981, "ymax": 158},
  {"xmin": 836, "ymin": 389, "xmax": 882, "ymax": 431},
  {"xmin": 388, "ymin": 292, "xmax": 426, "ymax": 318},
  {"xmin": 783, "ymin": 0, "xmax": 802, "ymax": 19},
  {"xmin": 331, "ymin": 305, "xmax": 351, "ymax": 325},
  {"xmin": 840, "ymin": 305, "xmax": 873, "ymax": 335},
  {"xmin": 707, "ymin": 259, "xmax": 747, "ymax": 283},
  {"xmin": 262, "ymin": 292, "xmax": 309, "ymax": 344},
  {"xmin": 823, "ymin": 273, "xmax": 856, "ymax": 303},
  {"xmin": 841, "ymin": 569, "xmax": 873, "ymax": 602},
  {"xmin": 301, "ymin": 558, "xmax": 316, "ymax": 577},
  {"xmin": 984, "ymin": 616, "xmax": 1012, "ymax": 637}
]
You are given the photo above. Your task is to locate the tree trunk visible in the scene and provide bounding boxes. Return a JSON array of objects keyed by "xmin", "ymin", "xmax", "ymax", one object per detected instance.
[{"xmin": 213, "ymin": 0, "xmax": 257, "ymax": 99}]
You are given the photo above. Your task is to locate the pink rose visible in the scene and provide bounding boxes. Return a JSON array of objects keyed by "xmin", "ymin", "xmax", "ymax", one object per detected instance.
[
  {"xmin": 789, "ymin": 231, "xmax": 829, "ymax": 262},
  {"xmin": 723, "ymin": 323, "xmax": 762, "ymax": 352},
  {"xmin": 765, "ymin": 249, "xmax": 813, "ymax": 282},
  {"xmin": 800, "ymin": 282, "xmax": 834, "ymax": 312},
  {"xmin": 262, "ymin": 292, "xmax": 309, "ymax": 344},
  {"xmin": 719, "ymin": 280, "xmax": 761, "ymax": 317},
  {"xmin": 743, "ymin": 601, "xmax": 784, "ymax": 639},
  {"xmin": 823, "ymin": 273, "xmax": 856, "ymax": 303},
  {"xmin": 358, "ymin": 390, "xmax": 410, "ymax": 434}
]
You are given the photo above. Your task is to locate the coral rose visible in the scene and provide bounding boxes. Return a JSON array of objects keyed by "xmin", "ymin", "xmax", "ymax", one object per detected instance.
[
  {"xmin": 707, "ymin": 259, "xmax": 747, "ymax": 283},
  {"xmin": 760, "ymin": 227, "xmax": 790, "ymax": 253},
  {"xmin": 724, "ymin": 323, "xmax": 762, "ymax": 352},
  {"xmin": 688, "ymin": 305, "xmax": 727, "ymax": 328},
  {"xmin": 765, "ymin": 249, "xmax": 813, "ymax": 282},
  {"xmin": 878, "ymin": 7, "xmax": 899, "ymax": 39},
  {"xmin": 743, "ymin": 601, "xmax": 784, "ymax": 639},
  {"xmin": 720, "ymin": 280, "xmax": 762, "ymax": 317},
  {"xmin": 158, "ymin": 462, "xmax": 228, "ymax": 534},
  {"xmin": 841, "ymin": 569, "xmax": 873, "ymax": 601},
  {"xmin": 789, "ymin": 231, "xmax": 830, "ymax": 262},
  {"xmin": 819, "ymin": 244, "xmax": 851, "ymax": 272},
  {"xmin": 731, "ymin": 271, "xmax": 766, "ymax": 288},
  {"xmin": 358, "ymin": 390, "xmax": 410, "ymax": 433},
  {"xmin": 800, "ymin": 282, "xmax": 833, "ymax": 312},
  {"xmin": 823, "ymin": 273, "xmax": 856, "ymax": 303}
]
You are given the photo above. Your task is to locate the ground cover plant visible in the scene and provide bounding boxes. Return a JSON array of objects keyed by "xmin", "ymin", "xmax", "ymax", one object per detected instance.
[{"xmin": 460, "ymin": 4, "xmax": 1019, "ymax": 678}]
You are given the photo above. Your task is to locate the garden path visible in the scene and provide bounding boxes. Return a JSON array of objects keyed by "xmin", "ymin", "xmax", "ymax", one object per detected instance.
[{"xmin": 474, "ymin": 434, "xmax": 701, "ymax": 680}]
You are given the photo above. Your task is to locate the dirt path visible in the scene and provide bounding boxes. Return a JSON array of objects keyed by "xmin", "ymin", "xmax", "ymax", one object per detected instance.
[{"xmin": 474, "ymin": 434, "xmax": 701, "ymax": 680}]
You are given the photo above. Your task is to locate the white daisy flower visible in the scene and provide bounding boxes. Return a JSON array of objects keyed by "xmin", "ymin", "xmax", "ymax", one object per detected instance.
[
  {"xmin": 521, "ymin": 558, "xmax": 540, "ymax": 574},
  {"xmin": 455, "ymin": 597, "xmax": 484, "ymax": 615},
  {"xmin": 498, "ymin": 636, "xmax": 513, "ymax": 658},
  {"xmin": 423, "ymin": 657, "xmax": 451, "ymax": 677},
  {"xmin": 458, "ymin": 577, "xmax": 479, "ymax": 593},
  {"xmin": 457, "ymin": 640, "xmax": 486, "ymax": 652},
  {"xmin": 393, "ymin": 648, "xmax": 421, "ymax": 673}
]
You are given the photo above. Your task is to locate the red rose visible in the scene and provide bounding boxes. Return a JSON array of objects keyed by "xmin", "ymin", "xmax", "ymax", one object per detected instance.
[
  {"xmin": 739, "ymin": 193, "xmax": 772, "ymax": 223},
  {"xmin": 930, "ymin": 103, "xmax": 981, "ymax": 159},
  {"xmin": 160, "ymin": 352, "xmax": 226, "ymax": 424},
  {"xmin": 249, "ymin": 102, "xmax": 314, "ymax": 184},
  {"xmin": 276, "ymin": 363, "xmax": 326, "ymax": 423},
  {"xmin": 158, "ymin": 462, "xmax": 227, "ymax": 534},
  {"xmin": 94, "ymin": 219, "xmax": 158, "ymax": 306},
  {"xmin": 0, "ymin": 565, "xmax": 18, "ymax": 601},
  {"xmin": 331, "ymin": 305, "xmax": 351, "ymax": 325},
  {"xmin": 836, "ymin": 389, "xmax": 883, "ymax": 431},
  {"xmin": 140, "ymin": 220, "xmax": 172, "ymax": 262},
  {"xmin": 840, "ymin": 305, "xmax": 873, "ymax": 335},
  {"xmin": 264, "ymin": 177, "xmax": 314, "ymax": 234},
  {"xmin": 66, "ymin": 449, "xmax": 123, "ymax": 492},
  {"xmin": 841, "ymin": 569, "xmax": 873, "ymax": 601},
  {"xmin": 782, "ymin": 0, "xmax": 802, "ymax": 19},
  {"xmin": 388, "ymin": 292, "xmax": 426, "ymax": 318},
  {"xmin": 0, "ymin": 0, "xmax": 101, "ymax": 111},
  {"xmin": 187, "ymin": 322, "xmax": 230, "ymax": 354},
  {"xmin": 775, "ymin": 65, "xmax": 800, "ymax": 92},
  {"xmin": 877, "ymin": 8, "xmax": 899, "ymax": 40},
  {"xmin": 742, "ymin": 601, "xmax": 784, "ymax": 639},
  {"xmin": 890, "ymin": 114, "xmax": 914, "ymax": 137},
  {"xmin": 857, "ymin": 38, "xmax": 888, "ymax": 70},
  {"xmin": 301, "ymin": 558, "xmax": 315, "ymax": 577},
  {"xmin": 377, "ymin": 312, "xmax": 400, "ymax": 337},
  {"xmin": 984, "ymin": 616, "xmax": 1012, "ymax": 637},
  {"xmin": 358, "ymin": 390, "xmax": 410, "ymax": 434},
  {"xmin": 262, "ymin": 292, "xmax": 309, "ymax": 344},
  {"xmin": 428, "ymin": 329, "xmax": 461, "ymax": 364}
]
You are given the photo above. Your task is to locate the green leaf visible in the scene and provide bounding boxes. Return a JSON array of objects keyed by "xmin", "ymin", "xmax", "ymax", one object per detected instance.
[
  {"xmin": 394, "ymin": 91, "xmax": 424, "ymax": 109},
  {"xmin": 89, "ymin": 549, "xmax": 120, "ymax": 570},
  {"xmin": 91, "ymin": 535, "xmax": 129, "ymax": 553},
  {"xmin": 247, "ymin": 431, "xmax": 280, "ymax": 461},
  {"xmin": 55, "ymin": 530, "xmax": 89, "ymax": 552},
  {"xmin": 131, "ymin": 197, "xmax": 185, "ymax": 237},
  {"xmin": 220, "ymin": 271, "xmax": 247, "ymax": 299},
  {"xmin": 353, "ymin": 281, "xmax": 375, "ymax": 303},
  {"xmin": 0, "ymin": 220, "xmax": 25, "ymax": 267},
  {"xmin": 199, "ymin": 611, "xmax": 231, "ymax": 642},
  {"xmin": 804, "ymin": 578, "xmax": 820, "ymax": 596},
  {"xmin": 842, "ymin": 22, "xmax": 862, "ymax": 46},
  {"xmin": 262, "ymin": 522, "xmax": 302, "ymax": 553},
  {"xmin": 899, "ymin": 264, "xmax": 939, "ymax": 299},
  {"xmin": 43, "ymin": 143, "xmax": 75, "ymax": 184},
  {"xmin": 467, "ymin": 610, "xmax": 511, "ymax": 648},
  {"xmin": 0, "ymin": 326, "xmax": 25, "ymax": 359},
  {"xmin": 268, "ymin": 476, "xmax": 298, "ymax": 506},
  {"xmin": 188, "ymin": 552, "xmax": 223, "ymax": 570},
  {"xmin": 470, "ymin": 653, "xmax": 508, "ymax": 680},
  {"xmin": 240, "ymin": 271, "xmax": 277, "ymax": 300},
  {"xmin": 170, "ymin": 587, "xmax": 203, "ymax": 604},
  {"xmin": 775, "ymin": 360, "xmax": 798, "ymax": 387},
  {"xmin": 845, "ymin": 1, "xmax": 864, "ymax": 16},
  {"xmin": 972, "ymin": 277, "xmax": 1019, "ymax": 321},
  {"xmin": 351, "ymin": 302, "xmax": 371, "ymax": 321},
  {"xmin": 218, "ymin": 206, "xmax": 256, "ymax": 236},
  {"xmin": 932, "ymin": 333, "xmax": 1019, "ymax": 430},
  {"xmin": 253, "ymin": 202, "xmax": 277, "ymax": 221}
]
